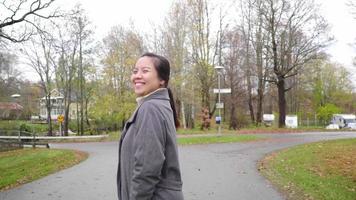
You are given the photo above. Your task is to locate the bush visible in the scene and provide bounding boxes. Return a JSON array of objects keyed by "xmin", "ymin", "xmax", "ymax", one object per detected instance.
[
  {"xmin": 316, "ymin": 104, "xmax": 341, "ymax": 125},
  {"xmin": 19, "ymin": 123, "xmax": 32, "ymax": 133}
]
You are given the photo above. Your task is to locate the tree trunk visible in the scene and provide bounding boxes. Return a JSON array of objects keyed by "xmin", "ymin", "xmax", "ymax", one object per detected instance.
[
  {"xmin": 64, "ymin": 103, "xmax": 70, "ymax": 136},
  {"xmin": 277, "ymin": 77, "xmax": 286, "ymax": 127},
  {"xmin": 247, "ymin": 75, "xmax": 255, "ymax": 123},
  {"xmin": 85, "ymin": 96, "xmax": 90, "ymax": 127},
  {"xmin": 46, "ymin": 95, "xmax": 53, "ymax": 136},
  {"xmin": 181, "ymin": 101, "xmax": 187, "ymax": 129},
  {"xmin": 76, "ymin": 99, "xmax": 79, "ymax": 135},
  {"xmin": 229, "ymin": 103, "xmax": 238, "ymax": 130},
  {"xmin": 256, "ymin": 88, "xmax": 264, "ymax": 125},
  {"xmin": 255, "ymin": 8, "xmax": 264, "ymax": 125},
  {"xmin": 79, "ymin": 23, "xmax": 84, "ymax": 136}
]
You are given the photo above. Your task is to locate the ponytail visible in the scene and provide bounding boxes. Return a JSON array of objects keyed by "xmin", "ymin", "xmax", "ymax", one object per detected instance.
[
  {"xmin": 140, "ymin": 53, "xmax": 179, "ymax": 128},
  {"xmin": 167, "ymin": 88, "xmax": 180, "ymax": 129}
]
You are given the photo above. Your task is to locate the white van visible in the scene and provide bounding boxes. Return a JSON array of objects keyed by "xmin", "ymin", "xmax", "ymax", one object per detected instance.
[
  {"xmin": 331, "ymin": 114, "xmax": 356, "ymax": 129},
  {"xmin": 263, "ymin": 114, "xmax": 275, "ymax": 126}
]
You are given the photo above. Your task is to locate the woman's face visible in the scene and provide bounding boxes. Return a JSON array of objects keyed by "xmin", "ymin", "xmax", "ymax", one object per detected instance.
[{"xmin": 131, "ymin": 56, "xmax": 165, "ymax": 97}]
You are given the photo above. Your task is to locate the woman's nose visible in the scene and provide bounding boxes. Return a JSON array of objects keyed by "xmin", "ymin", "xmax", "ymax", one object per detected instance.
[{"xmin": 133, "ymin": 71, "xmax": 143, "ymax": 79}]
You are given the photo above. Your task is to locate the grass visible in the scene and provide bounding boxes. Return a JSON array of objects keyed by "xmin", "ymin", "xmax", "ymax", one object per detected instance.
[
  {"xmin": 0, "ymin": 148, "xmax": 88, "ymax": 191},
  {"xmin": 106, "ymin": 131, "xmax": 265, "ymax": 145},
  {"xmin": 177, "ymin": 125, "xmax": 333, "ymax": 135},
  {"xmin": 260, "ymin": 138, "xmax": 356, "ymax": 200},
  {"xmin": 177, "ymin": 134, "xmax": 265, "ymax": 145}
]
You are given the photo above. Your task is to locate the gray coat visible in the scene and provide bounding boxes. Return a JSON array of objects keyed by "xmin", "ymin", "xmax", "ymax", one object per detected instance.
[{"xmin": 117, "ymin": 89, "xmax": 183, "ymax": 200}]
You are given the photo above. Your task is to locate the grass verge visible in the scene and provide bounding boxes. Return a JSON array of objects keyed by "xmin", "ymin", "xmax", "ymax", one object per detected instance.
[
  {"xmin": 177, "ymin": 134, "xmax": 265, "ymax": 145},
  {"xmin": 259, "ymin": 138, "xmax": 356, "ymax": 200},
  {"xmin": 0, "ymin": 148, "xmax": 88, "ymax": 191}
]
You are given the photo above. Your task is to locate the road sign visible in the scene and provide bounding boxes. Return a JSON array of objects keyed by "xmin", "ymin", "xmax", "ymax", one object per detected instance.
[
  {"xmin": 57, "ymin": 115, "xmax": 64, "ymax": 123},
  {"xmin": 213, "ymin": 88, "xmax": 231, "ymax": 94},
  {"xmin": 216, "ymin": 103, "xmax": 224, "ymax": 109}
]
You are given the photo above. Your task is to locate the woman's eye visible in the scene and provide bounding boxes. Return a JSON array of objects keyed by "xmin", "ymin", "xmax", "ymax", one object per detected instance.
[
  {"xmin": 142, "ymin": 69, "xmax": 149, "ymax": 73},
  {"xmin": 132, "ymin": 69, "xmax": 138, "ymax": 74}
]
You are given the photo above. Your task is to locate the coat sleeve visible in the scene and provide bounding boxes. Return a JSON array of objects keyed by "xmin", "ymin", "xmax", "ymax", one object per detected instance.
[{"xmin": 130, "ymin": 103, "xmax": 166, "ymax": 200}]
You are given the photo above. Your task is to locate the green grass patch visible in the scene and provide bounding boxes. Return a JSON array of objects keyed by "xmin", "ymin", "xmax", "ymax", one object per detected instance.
[
  {"xmin": 177, "ymin": 126, "xmax": 331, "ymax": 135},
  {"xmin": 177, "ymin": 134, "xmax": 265, "ymax": 145},
  {"xmin": 0, "ymin": 148, "xmax": 88, "ymax": 191},
  {"xmin": 260, "ymin": 138, "xmax": 356, "ymax": 200}
]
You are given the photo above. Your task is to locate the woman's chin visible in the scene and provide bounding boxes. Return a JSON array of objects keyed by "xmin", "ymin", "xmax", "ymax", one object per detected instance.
[{"xmin": 134, "ymin": 90, "xmax": 145, "ymax": 97}]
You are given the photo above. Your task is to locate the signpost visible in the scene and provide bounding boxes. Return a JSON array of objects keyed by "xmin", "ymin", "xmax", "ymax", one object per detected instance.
[
  {"xmin": 216, "ymin": 103, "xmax": 224, "ymax": 109},
  {"xmin": 214, "ymin": 66, "xmax": 231, "ymax": 136},
  {"xmin": 213, "ymin": 88, "xmax": 231, "ymax": 94},
  {"xmin": 57, "ymin": 115, "xmax": 64, "ymax": 136}
]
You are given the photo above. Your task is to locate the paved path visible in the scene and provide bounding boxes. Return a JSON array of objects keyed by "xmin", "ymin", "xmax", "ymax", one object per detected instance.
[{"xmin": 0, "ymin": 132, "xmax": 355, "ymax": 200}]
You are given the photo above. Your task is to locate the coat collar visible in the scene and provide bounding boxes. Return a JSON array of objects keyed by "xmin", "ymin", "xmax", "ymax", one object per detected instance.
[
  {"xmin": 127, "ymin": 88, "xmax": 170, "ymax": 124},
  {"xmin": 120, "ymin": 88, "xmax": 170, "ymax": 140}
]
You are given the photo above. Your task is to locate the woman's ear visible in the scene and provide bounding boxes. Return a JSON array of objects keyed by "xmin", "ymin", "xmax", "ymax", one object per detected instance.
[{"xmin": 160, "ymin": 80, "xmax": 165, "ymax": 87}]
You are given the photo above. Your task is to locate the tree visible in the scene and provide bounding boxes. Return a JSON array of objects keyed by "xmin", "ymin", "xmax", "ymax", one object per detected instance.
[
  {"xmin": 94, "ymin": 25, "xmax": 144, "ymax": 130},
  {"xmin": 22, "ymin": 27, "xmax": 56, "ymax": 136},
  {"xmin": 0, "ymin": 0, "xmax": 59, "ymax": 43},
  {"xmin": 303, "ymin": 60, "xmax": 355, "ymax": 112},
  {"xmin": 317, "ymin": 103, "xmax": 341, "ymax": 125},
  {"xmin": 261, "ymin": 0, "xmax": 331, "ymax": 127},
  {"xmin": 0, "ymin": 52, "xmax": 21, "ymax": 101},
  {"xmin": 160, "ymin": 0, "xmax": 190, "ymax": 128},
  {"xmin": 55, "ymin": 27, "xmax": 77, "ymax": 136},
  {"xmin": 69, "ymin": 5, "xmax": 93, "ymax": 135},
  {"xmin": 51, "ymin": 5, "xmax": 94, "ymax": 136},
  {"xmin": 240, "ymin": 0, "xmax": 256, "ymax": 124},
  {"xmin": 253, "ymin": 0, "xmax": 270, "ymax": 125},
  {"xmin": 186, "ymin": 0, "xmax": 219, "ymax": 129},
  {"xmin": 223, "ymin": 28, "xmax": 245, "ymax": 129}
]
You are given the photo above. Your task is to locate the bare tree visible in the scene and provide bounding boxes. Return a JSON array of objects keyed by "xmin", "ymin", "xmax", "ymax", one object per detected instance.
[
  {"xmin": 186, "ymin": 0, "xmax": 217, "ymax": 129},
  {"xmin": 160, "ymin": 0, "xmax": 190, "ymax": 128},
  {"xmin": 224, "ymin": 28, "xmax": 245, "ymax": 129},
  {"xmin": 42, "ymin": 4, "xmax": 94, "ymax": 136},
  {"xmin": 55, "ymin": 19, "xmax": 78, "ymax": 136},
  {"xmin": 240, "ymin": 0, "xmax": 256, "ymax": 124},
  {"xmin": 69, "ymin": 5, "xmax": 93, "ymax": 136},
  {"xmin": 22, "ymin": 28, "xmax": 56, "ymax": 136},
  {"xmin": 0, "ymin": 52, "xmax": 21, "ymax": 100},
  {"xmin": 252, "ymin": 0, "xmax": 270, "ymax": 124},
  {"xmin": 0, "ymin": 0, "xmax": 59, "ymax": 43},
  {"xmin": 261, "ymin": 0, "xmax": 331, "ymax": 127}
]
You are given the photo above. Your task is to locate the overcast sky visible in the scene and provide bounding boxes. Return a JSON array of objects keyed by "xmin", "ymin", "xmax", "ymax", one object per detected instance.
[{"xmin": 20, "ymin": 0, "xmax": 356, "ymax": 82}]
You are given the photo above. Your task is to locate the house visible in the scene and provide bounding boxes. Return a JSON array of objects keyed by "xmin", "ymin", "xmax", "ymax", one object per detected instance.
[
  {"xmin": 39, "ymin": 89, "xmax": 80, "ymax": 121},
  {"xmin": 40, "ymin": 89, "xmax": 65, "ymax": 120},
  {"xmin": 0, "ymin": 102, "xmax": 23, "ymax": 119}
]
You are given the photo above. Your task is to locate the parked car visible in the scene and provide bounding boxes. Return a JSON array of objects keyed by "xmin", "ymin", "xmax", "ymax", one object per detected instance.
[
  {"xmin": 331, "ymin": 114, "xmax": 356, "ymax": 129},
  {"xmin": 325, "ymin": 124, "xmax": 340, "ymax": 130}
]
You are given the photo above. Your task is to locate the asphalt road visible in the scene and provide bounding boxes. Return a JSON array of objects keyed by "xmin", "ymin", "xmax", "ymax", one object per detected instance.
[{"xmin": 0, "ymin": 132, "xmax": 355, "ymax": 200}]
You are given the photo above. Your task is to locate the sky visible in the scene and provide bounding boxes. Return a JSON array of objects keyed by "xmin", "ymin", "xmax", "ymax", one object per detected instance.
[
  {"xmin": 18, "ymin": 0, "xmax": 356, "ymax": 83},
  {"xmin": 316, "ymin": 0, "xmax": 356, "ymax": 72}
]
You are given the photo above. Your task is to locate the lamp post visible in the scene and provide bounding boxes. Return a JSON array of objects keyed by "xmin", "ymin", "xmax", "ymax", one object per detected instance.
[
  {"xmin": 214, "ymin": 66, "xmax": 224, "ymax": 135},
  {"xmin": 11, "ymin": 94, "xmax": 22, "ymax": 145},
  {"xmin": 10, "ymin": 94, "xmax": 21, "ymax": 118}
]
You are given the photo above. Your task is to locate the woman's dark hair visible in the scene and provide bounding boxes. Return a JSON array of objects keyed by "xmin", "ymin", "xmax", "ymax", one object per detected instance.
[{"xmin": 140, "ymin": 52, "xmax": 180, "ymax": 128}]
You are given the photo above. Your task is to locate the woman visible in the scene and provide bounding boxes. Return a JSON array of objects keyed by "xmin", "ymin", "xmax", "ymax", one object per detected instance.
[{"xmin": 117, "ymin": 53, "xmax": 184, "ymax": 200}]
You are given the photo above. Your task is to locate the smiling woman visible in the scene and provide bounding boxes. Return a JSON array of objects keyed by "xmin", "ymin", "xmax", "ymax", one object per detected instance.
[{"xmin": 117, "ymin": 53, "xmax": 183, "ymax": 200}]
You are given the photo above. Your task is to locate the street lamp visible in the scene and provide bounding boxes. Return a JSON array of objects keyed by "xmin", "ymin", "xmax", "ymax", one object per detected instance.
[
  {"xmin": 11, "ymin": 94, "xmax": 22, "ymax": 145},
  {"xmin": 11, "ymin": 94, "xmax": 22, "ymax": 115},
  {"xmin": 11, "ymin": 94, "xmax": 21, "ymax": 100},
  {"xmin": 214, "ymin": 65, "xmax": 224, "ymax": 135}
]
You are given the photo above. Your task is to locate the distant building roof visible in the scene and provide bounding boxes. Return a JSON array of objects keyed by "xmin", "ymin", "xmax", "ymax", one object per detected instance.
[
  {"xmin": 41, "ymin": 89, "xmax": 64, "ymax": 100},
  {"xmin": 0, "ymin": 102, "xmax": 24, "ymax": 110}
]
